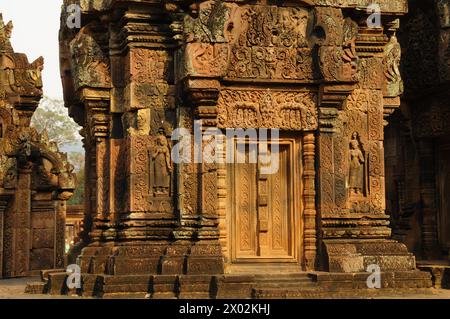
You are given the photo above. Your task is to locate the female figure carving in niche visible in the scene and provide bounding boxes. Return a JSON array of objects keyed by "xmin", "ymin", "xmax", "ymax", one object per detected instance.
[
  {"xmin": 152, "ymin": 133, "xmax": 173, "ymax": 195},
  {"xmin": 349, "ymin": 132, "xmax": 365, "ymax": 195}
]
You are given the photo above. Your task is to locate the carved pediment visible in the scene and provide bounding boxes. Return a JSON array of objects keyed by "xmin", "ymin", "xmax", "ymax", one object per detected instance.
[
  {"xmin": 69, "ymin": 25, "xmax": 111, "ymax": 91},
  {"xmin": 0, "ymin": 15, "xmax": 44, "ymax": 100}
]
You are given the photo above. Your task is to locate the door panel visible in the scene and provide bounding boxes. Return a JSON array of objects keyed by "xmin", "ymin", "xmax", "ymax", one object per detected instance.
[
  {"xmin": 235, "ymin": 159, "xmax": 258, "ymax": 258},
  {"xmin": 231, "ymin": 138, "xmax": 300, "ymax": 263}
]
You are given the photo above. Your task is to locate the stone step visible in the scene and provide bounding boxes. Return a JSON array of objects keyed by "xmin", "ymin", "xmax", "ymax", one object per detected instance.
[
  {"xmin": 251, "ymin": 273, "xmax": 318, "ymax": 292},
  {"xmin": 25, "ymin": 281, "xmax": 47, "ymax": 294},
  {"xmin": 253, "ymin": 273, "xmax": 314, "ymax": 281},
  {"xmin": 254, "ymin": 282, "xmax": 317, "ymax": 289},
  {"xmin": 103, "ymin": 275, "xmax": 152, "ymax": 286}
]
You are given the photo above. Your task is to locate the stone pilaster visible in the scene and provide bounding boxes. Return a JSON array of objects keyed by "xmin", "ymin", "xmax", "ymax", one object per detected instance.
[
  {"xmin": 13, "ymin": 168, "xmax": 32, "ymax": 276},
  {"xmin": 417, "ymin": 139, "xmax": 440, "ymax": 259},
  {"xmin": 0, "ymin": 192, "xmax": 13, "ymax": 278}
]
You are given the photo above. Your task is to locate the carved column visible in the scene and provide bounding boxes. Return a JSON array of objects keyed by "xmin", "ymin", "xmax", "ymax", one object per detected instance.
[
  {"xmin": 79, "ymin": 131, "xmax": 93, "ymax": 245},
  {"xmin": 184, "ymin": 79, "xmax": 224, "ymax": 274},
  {"xmin": 0, "ymin": 205, "xmax": 2, "ymax": 278},
  {"xmin": 303, "ymin": 133, "xmax": 317, "ymax": 270},
  {"xmin": 13, "ymin": 167, "xmax": 32, "ymax": 276},
  {"xmin": 0, "ymin": 193, "xmax": 11, "ymax": 278},
  {"xmin": 54, "ymin": 199, "xmax": 66, "ymax": 268},
  {"xmin": 82, "ymin": 93, "xmax": 111, "ymax": 243},
  {"xmin": 417, "ymin": 138, "xmax": 441, "ymax": 259}
]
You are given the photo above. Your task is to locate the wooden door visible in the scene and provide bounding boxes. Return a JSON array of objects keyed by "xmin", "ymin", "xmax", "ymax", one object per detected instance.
[{"xmin": 230, "ymin": 138, "xmax": 301, "ymax": 263}]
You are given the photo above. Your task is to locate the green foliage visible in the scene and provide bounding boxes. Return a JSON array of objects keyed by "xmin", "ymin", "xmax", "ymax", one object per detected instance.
[
  {"xmin": 68, "ymin": 168, "xmax": 85, "ymax": 205},
  {"xmin": 68, "ymin": 151, "xmax": 85, "ymax": 173},
  {"xmin": 32, "ymin": 96, "xmax": 82, "ymax": 146},
  {"xmin": 33, "ymin": 97, "xmax": 85, "ymax": 205}
]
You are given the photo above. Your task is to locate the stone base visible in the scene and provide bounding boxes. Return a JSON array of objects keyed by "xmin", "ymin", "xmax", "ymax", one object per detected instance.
[
  {"xmin": 322, "ymin": 239, "xmax": 417, "ymax": 273},
  {"xmin": 77, "ymin": 241, "xmax": 224, "ymax": 276},
  {"xmin": 26, "ymin": 270, "xmax": 432, "ymax": 299},
  {"xmin": 25, "ymin": 239, "xmax": 433, "ymax": 298}
]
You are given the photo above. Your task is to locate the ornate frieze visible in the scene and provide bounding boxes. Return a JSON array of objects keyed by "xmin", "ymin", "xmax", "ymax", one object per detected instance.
[{"xmin": 217, "ymin": 89, "xmax": 318, "ymax": 131}]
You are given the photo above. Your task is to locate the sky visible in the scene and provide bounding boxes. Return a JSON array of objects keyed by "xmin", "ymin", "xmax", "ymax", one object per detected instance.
[{"xmin": 0, "ymin": 0, "xmax": 63, "ymax": 100}]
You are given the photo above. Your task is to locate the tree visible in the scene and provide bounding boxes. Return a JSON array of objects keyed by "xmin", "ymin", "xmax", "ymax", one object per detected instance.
[
  {"xmin": 33, "ymin": 97, "xmax": 85, "ymax": 205},
  {"xmin": 32, "ymin": 96, "xmax": 82, "ymax": 146},
  {"xmin": 68, "ymin": 151, "xmax": 85, "ymax": 173},
  {"xmin": 68, "ymin": 167, "xmax": 85, "ymax": 205}
]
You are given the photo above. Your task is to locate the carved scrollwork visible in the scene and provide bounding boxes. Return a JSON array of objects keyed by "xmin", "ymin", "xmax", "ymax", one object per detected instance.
[
  {"xmin": 226, "ymin": 5, "xmax": 316, "ymax": 81},
  {"xmin": 218, "ymin": 89, "xmax": 318, "ymax": 131},
  {"xmin": 70, "ymin": 24, "xmax": 111, "ymax": 90}
]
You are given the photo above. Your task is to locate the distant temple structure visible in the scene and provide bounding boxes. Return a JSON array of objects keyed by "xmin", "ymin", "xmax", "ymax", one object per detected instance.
[
  {"xmin": 0, "ymin": 14, "xmax": 76, "ymax": 278},
  {"xmin": 386, "ymin": 0, "xmax": 450, "ymax": 284},
  {"xmin": 26, "ymin": 0, "xmax": 450, "ymax": 297}
]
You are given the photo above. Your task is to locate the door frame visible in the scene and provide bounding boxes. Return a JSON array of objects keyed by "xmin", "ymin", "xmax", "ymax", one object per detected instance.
[{"xmin": 226, "ymin": 133, "xmax": 304, "ymax": 269}]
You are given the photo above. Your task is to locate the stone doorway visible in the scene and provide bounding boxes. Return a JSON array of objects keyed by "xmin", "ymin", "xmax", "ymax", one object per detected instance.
[{"xmin": 227, "ymin": 136, "xmax": 303, "ymax": 271}]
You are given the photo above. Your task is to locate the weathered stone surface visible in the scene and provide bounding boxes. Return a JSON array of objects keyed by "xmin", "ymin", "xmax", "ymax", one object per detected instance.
[{"xmin": 0, "ymin": 14, "xmax": 76, "ymax": 278}]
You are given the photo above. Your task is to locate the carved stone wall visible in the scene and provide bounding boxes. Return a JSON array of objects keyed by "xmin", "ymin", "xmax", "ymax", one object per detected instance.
[
  {"xmin": 55, "ymin": 0, "xmax": 431, "ymax": 297},
  {"xmin": 0, "ymin": 14, "xmax": 76, "ymax": 277}
]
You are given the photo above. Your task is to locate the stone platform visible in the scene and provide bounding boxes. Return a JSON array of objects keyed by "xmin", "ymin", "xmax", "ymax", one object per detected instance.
[{"xmin": 25, "ymin": 269, "xmax": 432, "ymax": 299}]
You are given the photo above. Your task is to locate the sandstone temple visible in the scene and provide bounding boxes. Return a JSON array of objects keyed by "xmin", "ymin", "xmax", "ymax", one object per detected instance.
[
  {"xmin": 0, "ymin": 14, "xmax": 76, "ymax": 279},
  {"xmin": 1, "ymin": 0, "xmax": 450, "ymax": 298}
]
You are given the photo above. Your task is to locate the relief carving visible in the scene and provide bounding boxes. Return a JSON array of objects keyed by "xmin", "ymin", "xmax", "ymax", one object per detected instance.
[
  {"xmin": 218, "ymin": 90, "xmax": 318, "ymax": 130},
  {"xmin": 383, "ymin": 35, "xmax": 404, "ymax": 97},
  {"xmin": 183, "ymin": 0, "xmax": 231, "ymax": 44},
  {"xmin": 70, "ymin": 24, "xmax": 111, "ymax": 90},
  {"xmin": 151, "ymin": 132, "xmax": 173, "ymax": 196},
  {"xmin": 348, "ymin": 132, "xmax": 365, "ymax": 196},
  {"xmin": 227, "ymin": 5, "xmax": 316, "ymax": 81}
]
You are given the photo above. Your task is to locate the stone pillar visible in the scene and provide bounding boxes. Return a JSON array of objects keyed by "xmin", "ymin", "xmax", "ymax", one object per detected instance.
[
  {"xmin": 316, "ymin": 9, "xmax": 422, "ymax": 279},
  {"xmin": 301, "ymin": 133, "xmax": 317, "ymax": 270},
  {"xmin": 14, "ymin": 168, "xmax": 32, "ymax": 276},
  {"xmin": 417, "ymin": 138, "xmax": 440, "ymax": 259},
  {"xmin": 183, "ymin": 79, "xmax": 224, "ymax": 275},
  {"xmin": 0, "ymin": 197, "xmax": 6, "ymax": 278},
  {"xmin": 84, "ymin": 97, "xmax": 111, "ymax": 242},
  {"xmin": 54, "ymin": 199, "xmax": 66, "ymax": 268}
]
